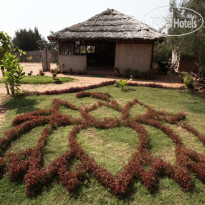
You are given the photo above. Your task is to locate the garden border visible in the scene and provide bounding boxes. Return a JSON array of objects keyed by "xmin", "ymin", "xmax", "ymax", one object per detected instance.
[
  {"xmin": 0, "ymin": 90, "xmax": 205, "ymax": 197},
  {"xmin": 21, "ymin": 81, "xmax": 185, "ymax": 96}
]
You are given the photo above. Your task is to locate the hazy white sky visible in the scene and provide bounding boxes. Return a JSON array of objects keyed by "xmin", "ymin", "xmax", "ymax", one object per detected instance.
[{"xmin": 0, "ymin": 0, "xmax": 178, "ymax": 39}]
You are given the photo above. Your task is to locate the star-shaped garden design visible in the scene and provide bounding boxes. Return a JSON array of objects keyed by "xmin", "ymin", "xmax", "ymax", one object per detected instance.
[{"xmin": 0, "ymin": 91, "xmax": 205, "ymax": 196}]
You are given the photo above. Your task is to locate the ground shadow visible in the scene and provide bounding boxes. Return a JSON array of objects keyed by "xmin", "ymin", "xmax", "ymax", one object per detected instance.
[
  {"xmin": 2, "ymin": 96, "xmax": 38, "ymax": 115},
  {"xmin": 122, "ymin": 88, "xmax": 136, "ymax": 93}
]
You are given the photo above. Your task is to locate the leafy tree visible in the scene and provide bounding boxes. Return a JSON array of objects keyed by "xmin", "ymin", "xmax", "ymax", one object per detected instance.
[
  {"xmin": 1, "ymin": 52, "xmax": 25, "ymax": 97},
  {"xmin": 0, "ymin": 31, "xmax": 13, "ymax": 94},
  {"xmin": 13, "ymin": 27, "xmax": 42, "ymax": 51},
  {"xmin": 0, "ymin": 31, "xmax": 25, "ymax": 96},
  {"xmin": 178, "ymin": 0, "xmax": 205, "ymax": 66},
  {"xmin": 154, "ymin": 0, "xmax": 205, "ymax": 66},
  {"xmin": 153, "ymin": 40, "xmax": 172, "ymax": 63}
]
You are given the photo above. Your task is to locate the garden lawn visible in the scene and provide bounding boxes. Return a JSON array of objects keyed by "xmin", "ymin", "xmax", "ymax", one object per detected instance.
[
  {"xmin": 0, "ymin": 85, "xmax": 205, "ymax": 205},
  {"xmin": 0, "ymin": 75, "xmax": 74, "ymax": 84}
]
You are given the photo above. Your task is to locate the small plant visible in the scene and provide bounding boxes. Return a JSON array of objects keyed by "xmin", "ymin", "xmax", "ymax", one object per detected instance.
[
  {"xmin": 55, "ymin": 79, "xmax": 62, "ymax": 84},
  {"xmin": 27, "ymin": 56, "xmax": 32, "ymax": 63},
  {"xmin": 181, "ymin": 72, "xmax": 194, "ymax": 88},
  {"xmin": 123, "ymin": 68, "xmax": 132, "ymax": 78},
  {"xmin": 143, "ymin": 69, "xmax": 153, "ymax": 80},
  {"xmin": 55, "ymin": 64, "xmax": 60, "ymax": 74},
  {"xmin": 114, "ymin": 67, "xmax": 120, "ymax": 77},
  {"xmin": 68, "ymin": 68, "xmax": 73, "ymax": 74},
  {"xmin": 28, "ymin": 71, "xmax": 33, "ymax": 76},
  {"xmin": 52, "ymin": 73, "xmax": 57, "ymax": 78},
  {"xmin": 133, "ymin": 70, "xmax": 141, "ymax": 78},
  {"xmin": 115, "ymin": 79, "xmax": 132, "ymax": 91},
  {"xmin": 39, "ymin": 69, "xmax": 45, "ymax": 76}
]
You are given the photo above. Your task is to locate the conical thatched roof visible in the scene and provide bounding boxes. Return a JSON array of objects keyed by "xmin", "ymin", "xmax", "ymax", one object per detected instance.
[{"xmin": 48, "ymin": 9, "xmax": 162, "ymax": 42}]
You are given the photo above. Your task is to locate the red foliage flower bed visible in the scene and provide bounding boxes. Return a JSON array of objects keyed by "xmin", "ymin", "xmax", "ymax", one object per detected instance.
[{"xmin": 0, "ymin": 91, "xmax": 204, "ymax": 197}]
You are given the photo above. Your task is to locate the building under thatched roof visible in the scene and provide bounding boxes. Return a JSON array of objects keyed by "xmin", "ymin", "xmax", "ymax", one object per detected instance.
[{"xmin": 48, "ymin": 9, "xmax": 163, "ymax": 75}]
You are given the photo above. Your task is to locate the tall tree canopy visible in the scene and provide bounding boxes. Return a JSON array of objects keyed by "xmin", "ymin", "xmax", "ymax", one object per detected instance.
[
  {"xmin": 154, "ymin": 0, "xmax": 205, "ymax": 66},
  {"xmin": 13, "ymin": 27, "xmax": 42, "ymax": 51}
]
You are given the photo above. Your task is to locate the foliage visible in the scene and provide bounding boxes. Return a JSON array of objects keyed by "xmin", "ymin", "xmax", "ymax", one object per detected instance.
[
  {"xmin": 0, "ymin": 31, "xmax": 12, "ymax": 61},
  {"xmin": 181, "ymin": 72, "xmax": 194, "ymax": 87},
  {"xmin": 123, "ymin": 68, "xmax": 132, "ymax": 78},
  {"xmin": 51, "ymin": 64, "xmax": 60, "ymax": 74},
  {"xmin": 155, "ymin": 0, "xmax": 205, "ymax": 66},
  {"xmin": 39, "ymin": 69, "xmax": 45, "ymax": 76},
  {"xmin": 153, "ymin": 40, "xmax": 172, "ymax": 63},
  {"xmin": 47, "ymin": 31, "xmax": 58, "ymax": 51},
  {"xmin": 13, "ymin": 27, "xmax": 42, "ymax": 51},
  {"xmin": 115, "ymin": 80, "xmax": 130, "ymax": 90},
  {"xmin": 177, "ymin": 0, "xmax": 205, "ymax": 66},
  {"xmin": 1, "ymin": 52, "xmax": 25, "ymax": 97},
  {"xmin": 54, "ymin": 79, "xmax": 62, "ymax": 84},
  {"xmin": 117, "ymin": 69, "xmax": 153, "ymax": 80},
  {"xmin": 0, "ymin": 89, "xmax": 204, "ymax": 198},
  {"xmin": 27, "ymin": 56, "xmax": 32, "ymax": 63},
  {"xmin": 114, "ymin": 67, "xmax": 120, "ymax": 77},
  {"xmin": 0, "ymin": 85, "xmax": 204, "ymax": 204},
  {"xmin": 0, "ymin": 31, "xmax": 26, "ymax": 96},
  {"xmin": 17, "ymin": 80, "xmax": 184, "ymax": 96}
]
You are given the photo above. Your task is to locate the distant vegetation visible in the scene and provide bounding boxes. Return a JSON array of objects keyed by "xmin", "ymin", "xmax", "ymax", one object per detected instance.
[
  {"xmin": 154, "ymin": 0, "xmax": 205, "ymax": 66},
  {"xmin": 12, "ymin": 27, "xmax": 42, "ymax": 51}
]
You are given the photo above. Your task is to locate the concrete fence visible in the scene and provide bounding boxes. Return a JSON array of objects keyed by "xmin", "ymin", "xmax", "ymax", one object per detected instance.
[{"xmin": 17, "ymin": 50, "xmax": 58, "ymax": 63}]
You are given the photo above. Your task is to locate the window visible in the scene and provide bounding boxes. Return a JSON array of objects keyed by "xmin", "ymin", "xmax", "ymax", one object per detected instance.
[
  {"xmin": 59, "ymin": 41, "xmax": 96, "ymax": 56},
  {"xmin": 87, "ymin": 46, "xmax": 95, "ymax": 53}
]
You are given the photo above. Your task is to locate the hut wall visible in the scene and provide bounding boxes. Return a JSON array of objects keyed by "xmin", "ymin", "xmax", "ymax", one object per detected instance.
[
  {"xmin": 115, "ymin": 43, "xmax": 152, "ymax": 72},
  {"xmin": 58, "ymin": 55, "xmax": 87, "ymax": 72}
]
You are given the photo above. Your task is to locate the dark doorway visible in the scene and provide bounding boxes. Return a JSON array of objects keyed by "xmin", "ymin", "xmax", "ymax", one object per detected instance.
[{"xmin": 87, "ymin": 42, "xmax": 115, "ymax": 71}]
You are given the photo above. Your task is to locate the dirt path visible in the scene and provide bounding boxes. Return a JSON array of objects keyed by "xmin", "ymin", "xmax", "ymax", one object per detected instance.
[
  {"xmin": 0, "ymin": 63, "xmax": 185, "ymax": 94},
  {"xmin": 0, "ymin": 63, "xmax": 185, "ymax": 128}
]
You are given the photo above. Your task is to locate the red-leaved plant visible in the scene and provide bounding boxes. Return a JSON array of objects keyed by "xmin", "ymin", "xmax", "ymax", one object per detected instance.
[{"xmin": 0, "ymin": 90, "xmax": 204, "ymax": 197}]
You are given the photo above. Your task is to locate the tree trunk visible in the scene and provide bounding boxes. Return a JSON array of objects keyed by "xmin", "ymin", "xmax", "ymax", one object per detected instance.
[
  {"xmin": 0, "ymin": 66, "xmax": 10, "ymax": 95},
  {"xmin": 11, "ymin": 86, "xmax": 15, "ymax": 97}
]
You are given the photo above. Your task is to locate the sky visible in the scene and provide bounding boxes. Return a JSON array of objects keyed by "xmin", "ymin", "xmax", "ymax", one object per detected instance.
[{"xmin": 0, "ymin": 0, "xmax": 180, "ymax": 40}]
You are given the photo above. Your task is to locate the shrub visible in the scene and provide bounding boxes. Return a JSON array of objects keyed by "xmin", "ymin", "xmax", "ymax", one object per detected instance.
[
  {"xmin": 1, "ymin": 52, "xmax": 25, "ymax": 97},
  {"xmin": 68, "ymin": 68, "xmax": 73, "ymax": 74},
  {"xmin": 55, "ymin": 79, "xmax": 62, "ymax": 84},
  {"xmin": 123, "ymin": 68, "xmax": 132, "ymax": 78},
  {"xmin": 181, "ymin": 72, "xmax": 194, "ymax": 88},
  {"xmin": 39, "ymin": 69, "xmax": 45, "ymax": 76},
  {"xmin": 115, "ymin": 79, "xmax": 132, "ymax": 91},
  {"xmin": 27, "ymin": 56, "xmax": 32, "ymax": 63},
  {"xmin": 0, "ymin": 90, "xmax": 204, "ymax": 197},
  {"xmin": 114, "ymin": 67, "xmax": 120, "ymax": 77}
]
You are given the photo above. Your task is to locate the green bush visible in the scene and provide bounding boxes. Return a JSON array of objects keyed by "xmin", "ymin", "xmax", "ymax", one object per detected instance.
[
  {"xmin": 1, "ymin": 52, "xmax": 25, "ymax": 97},
  {"xmin": 181, "ymin": 72, "xmax": 194, "ymax": 88},
  {"xmin": 122, "ymin": 69, "xmax": 153, "ymax": 80},
  {"xmin": 114, "ymin": 67, "xmax": 120, "ymax": 77}
]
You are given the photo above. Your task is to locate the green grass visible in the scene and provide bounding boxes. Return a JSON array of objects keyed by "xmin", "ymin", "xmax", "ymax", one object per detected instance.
[
  {"xmin": 0, "ymin": 85, "xmax": 205, "ymax": 205},
  {"xmin": 0, "ymin": 75, "xmax": 74, "ymax": 84}
]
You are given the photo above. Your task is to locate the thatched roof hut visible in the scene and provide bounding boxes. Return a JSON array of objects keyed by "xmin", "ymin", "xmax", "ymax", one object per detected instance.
[
  {"xmin": 48, "ymin": 9, "xmax": 163, "ymax": 75},
  {"xmin": 48, "ymin": 9, "xmax": 162, "ymax": 42}
]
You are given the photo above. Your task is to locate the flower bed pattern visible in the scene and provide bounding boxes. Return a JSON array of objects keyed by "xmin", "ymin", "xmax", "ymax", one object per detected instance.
[
  {"xmin": 23, "ymin": 80, "xmax": 185, "ymax": 96},
  {"xmin": 0, "ymin": 91, "xmax": 204, "ymax": 197}
]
